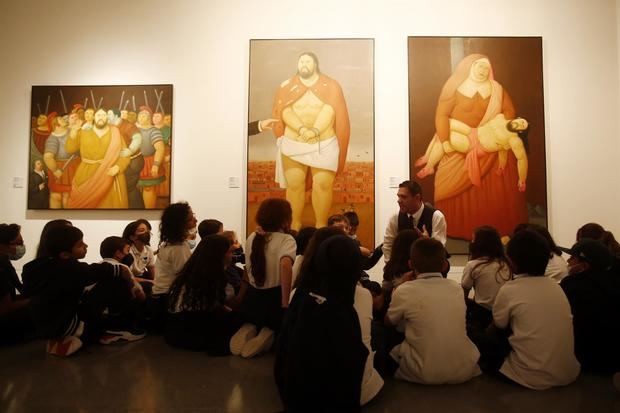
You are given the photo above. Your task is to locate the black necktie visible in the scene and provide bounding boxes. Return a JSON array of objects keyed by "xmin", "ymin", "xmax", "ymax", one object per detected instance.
[{"xmin": 408, "ymin": 214, "xmax": 414, "ymax": 229}]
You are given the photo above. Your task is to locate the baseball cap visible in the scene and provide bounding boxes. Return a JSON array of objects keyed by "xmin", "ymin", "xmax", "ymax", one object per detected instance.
[{"xmin": 559, "ymin": 239, "xmax": 612, "ymax": 271}]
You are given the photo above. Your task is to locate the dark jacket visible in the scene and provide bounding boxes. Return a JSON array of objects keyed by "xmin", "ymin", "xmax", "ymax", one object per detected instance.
[
  {"xmin": 561, "ymin": 268, "xmax": 620, "ymax": 373},
  {"xmin": 26, "ymin": 257, "xmax": 119, "ymax": 338},
  {"xmin": 275, "ymin": 288, "xmax": 368, "ymax": 413}
]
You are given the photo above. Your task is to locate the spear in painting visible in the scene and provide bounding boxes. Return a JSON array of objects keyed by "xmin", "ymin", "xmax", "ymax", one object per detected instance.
[
  {"xmin": 90, "ymin": 90, "xmax": 96, "ymax": 109},
  {"xmin": 37, "ymin": 103, "xmax": 42, "ymax": 116},
  {"xmin": 83, "ymin": 98, "xmax": 88, "ymax": 108},
  {"xmin": 59, "ymin": 89, "xmax": 68, "ymax": 113},
  {"xmin": 132, "ymin": 96, "xmax": 136, "ymax": 112},
  {"xmin": 143, "ymin": 90, "xmax": 149, "ymax": 109},
  {"xmin": 45, "ymin": 95, "xmax": 50, "ymax": 114},
  {"xmin": 155, "ymin": 89, "xmax": 164, "ymax": 113},
  {"xmin": 119, "ymin": 91, "xmax": 125, "ymax": 110},
  {"xmin": 97, "ymin": 97, "xmax": 103, "ymax": 110},
  {"xmin": 123, "ymin": 100, "xmax": 129, "ymax": 110}
]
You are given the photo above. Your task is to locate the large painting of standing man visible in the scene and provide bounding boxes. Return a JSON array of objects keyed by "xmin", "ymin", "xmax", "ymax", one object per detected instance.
[
  {"xmin": 28, "ymin": 84, "xmax": 173, "ymax": 210},
  {"xmin": 247, "ymin": 39, "xmax": 375, "ymax": 248},
  {"xmin": 408, "ymin": 37, "xmax": 547, "ymax": 253}
]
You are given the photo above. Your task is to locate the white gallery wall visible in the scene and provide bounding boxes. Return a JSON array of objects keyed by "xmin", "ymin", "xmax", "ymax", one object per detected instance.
[{"xmin": 0, "ymin": 0, "xmax": 618, "ymax": 268}]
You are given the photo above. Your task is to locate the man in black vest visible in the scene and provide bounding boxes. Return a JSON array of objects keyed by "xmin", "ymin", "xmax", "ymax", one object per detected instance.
[{"xmin": 383, "ymin": 180, "xmax": 447, "ymax": 261}]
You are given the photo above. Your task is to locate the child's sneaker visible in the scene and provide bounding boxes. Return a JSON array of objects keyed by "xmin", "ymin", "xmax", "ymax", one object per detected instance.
[
  {"xmin": 241, "ymin": 327, "xmax": 274, "ymax": 358},
  {"xmin": 230, "ymin": 323, "xmax": 257, "ymax": 355},
  {"xmin": 46, "ymin": 336, "xmax": 83, "ymax": 357},
  {"xmin": 99, "ymin": 328, "xmax": 146, "ymax": 344}
]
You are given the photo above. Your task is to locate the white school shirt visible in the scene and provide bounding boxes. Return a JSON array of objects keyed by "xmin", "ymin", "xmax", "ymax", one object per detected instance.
[
  {"xmin": 545, "ymin": 253, "xmax": 569, "ymax": 283},
  {"xmin": 387, "ymin": 273, "xmax": 481, "ymax": 384},
  {"xmin": 129, "ymin": 244, "xmax": 155, "ymax": 277},
  {"xmin": 493, "ymin": 275, "xmax": 580, "ymax": 390},
  {"xmin": 461, "ymin": 259, "xmax": 511, "ymax": 310},
  {"xmin": 291, "ymin": 255, "xmax": 304, "ymax": 287},
  {"xmin": 153, "ymin": 242, "xmax": 192, "ymax": 295},
  {"xmin": 246, "ymin": 232, "xmax": 296, "ymax": 289},
  {"xmin": 354, "ymin": 286, "xmax": 384, "ymax": 405}
]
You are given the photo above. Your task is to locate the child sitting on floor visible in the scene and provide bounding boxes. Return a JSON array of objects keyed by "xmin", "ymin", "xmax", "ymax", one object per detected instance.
[
  {"xmin": 122, "ymin": 219, "xmax": 156, "ymax": 294},
  {"xmin": 27, "ymin": 226, "xmax": 145, "ymax": 356},
  {"xmin": 385, "ymin": 238, "xmax": 481, "ymax": 384}
]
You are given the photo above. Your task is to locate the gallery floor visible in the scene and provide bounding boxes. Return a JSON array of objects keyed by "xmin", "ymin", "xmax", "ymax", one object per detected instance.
[{"xmin": 1, "ymin": 336, "xmax": 619, "ymax": 413}]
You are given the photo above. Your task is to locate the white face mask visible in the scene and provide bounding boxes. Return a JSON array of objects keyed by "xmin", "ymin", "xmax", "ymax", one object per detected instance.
[
  {"xmin": 10, "ymin": 244, "xmax": 26, "ymax": 261},
  {"xmin": 187, "ymin": 239, "xmax": 197, "ymax": 250}
]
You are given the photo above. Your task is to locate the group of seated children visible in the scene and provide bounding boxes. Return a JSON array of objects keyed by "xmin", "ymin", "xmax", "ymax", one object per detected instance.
[{"xmin": 2, "ymin": 197, "xmax": 620, "ymax": 411}]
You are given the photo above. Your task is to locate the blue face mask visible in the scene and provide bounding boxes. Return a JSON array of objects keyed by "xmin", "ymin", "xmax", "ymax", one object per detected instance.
[{"xmin": 187, "ymin": 239, "xmax": 197, "ymax": 250}]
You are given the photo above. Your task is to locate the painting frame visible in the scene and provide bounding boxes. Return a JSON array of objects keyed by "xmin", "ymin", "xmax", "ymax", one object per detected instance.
[
  {"xmin": 27, "ymin": 84, "xmax": 173, "ymax": 211},
  {"xmin": 246, "ymin": 38, "xmax": 376, "ymax": 248},
  {"xmin": 408, "ymin": 36, "xmax": 548, "ymax": 253}
]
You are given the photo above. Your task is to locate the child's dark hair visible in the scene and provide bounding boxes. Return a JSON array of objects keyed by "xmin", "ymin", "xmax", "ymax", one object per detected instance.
[
  {"xmin": 577, "ymin": 223, "xmax": 620, "ymax": 258},
  {"xmin": 513, "ymin": 223, "xmax": 562, "ymax": 256},
  {"xmin": 343, "ymin": 211, "xmax": 359, "ymax": 228},
  {"xmin": 36, "ymin": 219, "xmax": 73, "ymax": 258},
  {"xmin": 506, "ymin": 230, "xmax": 550, "ymax": 276},
  {"xmin": 100, "ymin": 236, "xmax": 130, "ymax": 259},
  {"xmin": 169, "ymin": 235, "xmax": 232, "ymax": 312},
  {"xmin": 296, "ymin": 227, "xmax": 317, "ymax": 255},
  {"xmin": 159, "ymin": 202, "xmax": 192, "ymax": 246},
  {"xmin": 469, "ymin": 226, "xmax": 511, "ymax": 283},
  {"xmin": 410, "ymin": 238, "xmax": 446, "ymax": 274},
  {"xmin": 470, "ymin": 226, "xmax": 505, "ymax": 260},
  {"xmin": 295, "ymin": 226, "xmax": 344, "ymax": 290},
  {"xmin": 122, "ymin": 219, "xmax": 152, "ymax": 243},
  {"xmin": 384, "ymin": 229, "xmax": 419, "ymax": 281},
  {"xmin": 250, "ymin": 198, "xmax": 292, "ymax": 287},
  {"xmin": 46, "ymin": 226, "xmax": 84, "ymax": 258},
  {"xmin": 0, "ymin": 223, "xmax": 21, "ymax": 245},
  {"xmin": 198, "ymin": 219, "xmax": 223, "ymax": 239},
  {"xmin": 327, "ymin": 214, "xmax": 350, "ymax": 227}
]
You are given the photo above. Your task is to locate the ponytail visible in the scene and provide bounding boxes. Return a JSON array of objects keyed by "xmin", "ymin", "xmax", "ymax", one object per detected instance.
[{"xmin": 250, "ymin": 233, "xmax": 268, "ymax": 287}]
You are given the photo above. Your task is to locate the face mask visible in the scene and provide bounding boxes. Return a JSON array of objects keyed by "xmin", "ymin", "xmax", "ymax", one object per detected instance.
[
  {"xmin": 10, "ymin": 245, "xmax": 26, "ymax": 261},
  {"xmin": 137, "ymin": 233, "xmax": 151, "ymax": 245},
  {"xmin": 187, "ymin": 239, "xmax": 197, "ymax": 250}
]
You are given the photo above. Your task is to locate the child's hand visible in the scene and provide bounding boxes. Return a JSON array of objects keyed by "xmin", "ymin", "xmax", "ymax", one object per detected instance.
[{"xmin": 132, "ymin": 282, "xmax": 146, "ymax": 301}]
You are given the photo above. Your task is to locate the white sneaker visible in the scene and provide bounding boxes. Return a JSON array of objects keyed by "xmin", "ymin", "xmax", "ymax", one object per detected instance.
[
  {"xmin": 99, "ymin": 329, "xmax": 146, "ymax": 345},
  {"xmin": 230, "ymin": 323, "xmax": 257, "ymax": 355},
  {"xmin": 241, "ymin": 327, "xmax": 274, "ymax": 358}
]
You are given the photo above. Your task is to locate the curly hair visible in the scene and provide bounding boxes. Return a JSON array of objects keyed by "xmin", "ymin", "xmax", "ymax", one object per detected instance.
[{"xmin": 159, "ymin": 202, "xmax": 192, "ymax": 246}]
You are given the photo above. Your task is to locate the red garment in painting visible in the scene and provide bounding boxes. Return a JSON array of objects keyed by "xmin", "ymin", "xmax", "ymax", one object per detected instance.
[
  {"xmin": 435, "ymin": 151, "xmax": 527, "ymax": 240},
  {"xmin": 47, "ymin": 159, "xmax": 80, "ymax": 193},
  {"xmin": 272, "ymin": 74, "xmax": 350, "ymax": 174},
  {"xmin": 431, "ymin": 54, "xmax": 527, "ymax": 240},
  {"xmin": 32, "ymin": 129, "xmax": 50, "ymax": 155}
]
